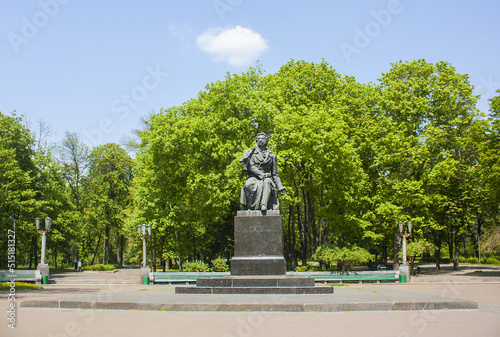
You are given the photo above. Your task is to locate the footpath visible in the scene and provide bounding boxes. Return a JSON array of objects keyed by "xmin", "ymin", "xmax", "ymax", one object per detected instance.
[{"xmin": 4, "ymin": 264, "xmax": 500, "ymax": 313}]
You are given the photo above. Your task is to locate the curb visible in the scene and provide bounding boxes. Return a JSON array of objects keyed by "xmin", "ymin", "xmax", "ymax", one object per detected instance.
[{"xmin": 20, "ymin": 299, "xmax": 479, "ymax": 312}]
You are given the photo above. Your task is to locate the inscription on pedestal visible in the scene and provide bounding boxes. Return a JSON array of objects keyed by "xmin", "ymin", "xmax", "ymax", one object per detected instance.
[{"xmin": 230, "ymin": 214, "xmax": 286, "ymax": 275}]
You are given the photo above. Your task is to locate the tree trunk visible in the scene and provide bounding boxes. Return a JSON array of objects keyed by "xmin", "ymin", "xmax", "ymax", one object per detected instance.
[
  {"xmin": 188, "ymin": 224, "xmax": 203, "ymax": 262},
  {"xmin": 103, "ymin": 226, "xmax": 110, "ymax": 265},
  {"xmin": 152, "ymin": 233, "xmax": 157, "ymax": 272},
  {"xmin": 393, "ymin": 232, "xmax": 401, "ymax": 270},
  {"xmin": 448, "ymin": 233, "xmax": 454, "ymax": 260},
  {"xmin": 173, "ymin": 222, "xmax": 182, "ymax": 270},
  {"xmin": 453, "ymin": 235, "xmax": 460, "ymax": 271},
  {"xmin": 116, "ymin": 234, "xmax": 124, "ymax": 267},
  {"xmin": 284, "ymin": 204, "xmax": 293, "ymax": 268},
  {"xmin": 291, "ymin": 205, "xmax": 297, "ymax": 270},
  {"xmin": 476, "ymin": 217, "xmax": 482, "ymax": 259},
  {"xmin": 297, "ymin": 203, "xmax": 307, "ymax": 267},
  {"xmin": 29, "ymin": 236, "xmax": 35, "ymax": 269},
  {"xmin": 91, "ymin": 234, "xmax": 102, "ymax": 265},
  {"xmin": 307, "ymin": 191, "xmax": 318, "ymax": 255},
  {"xmin": 435, "ymin": 237, "xmax": 441, "ymax": 270}
]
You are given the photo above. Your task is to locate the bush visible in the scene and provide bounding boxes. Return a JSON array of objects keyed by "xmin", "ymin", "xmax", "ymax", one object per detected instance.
[
  {"xmin": 87, "ymin": 264, "xmax": 117, "ymax": 271},
  {"xmin": 480, "ymin": 257, "xmax": 500, "ymax": 265},
  {"xmin": 466, "ymin": 257, "xmax": 480, "ymax": 264},
  {"xmin": 295, "ymin": 266, "xmax": 308, "ymax": 272},
  {"xmin": 313, "ymin": 245, "xmax": 374, "ymax": 272},
  {"xmin": 211, "ymin": 258, "xmax": 229, "ymax": 272},
  {"xmin": 181, "ymin": 261, "xmax": 210, "ymax": 272}
]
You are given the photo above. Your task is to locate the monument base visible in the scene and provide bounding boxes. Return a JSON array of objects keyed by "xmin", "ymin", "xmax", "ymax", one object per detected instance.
[
  {"xmin": 175, "ymin": 275, "xmax": 334, "ymax": 294},
  {"xmin": 230, "ymin": 256, "xmax": 286, "ymax": 275},
  {"xmin": 230, "ymin": 210, "xmax": 286, "ymax": 275},
  {"xmin": 175, "ymin": 210, "xmax": 333, "ymax": 294}
]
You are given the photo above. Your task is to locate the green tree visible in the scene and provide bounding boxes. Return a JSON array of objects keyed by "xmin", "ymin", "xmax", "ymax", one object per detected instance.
[
  {"xmin": 0, "ymin": 112, "xmax": 37, "ymax": 268},
  {"xmin": 376, "ymin": 60, "xmax": 481, "ymax": 270},
  {"xmin": 82, "ymin": 143, "xmax": 134, "ymax": 265},
  {"xmin": 34, "ymin": 147, "xmax": 77, "ymax": 268},
  {"xmin": 134, "ymin": 66, "xmax": 271, "ymax": 265},
  {"xmin": 268, "ymin": 60, "xmax": 371, "ymax": 268}
]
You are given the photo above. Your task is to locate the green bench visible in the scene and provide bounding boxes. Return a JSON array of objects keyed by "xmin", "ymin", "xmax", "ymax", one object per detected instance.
[
  {"xmin": 288, "ymin": 271, "xmax": 400, "ymax": 284},
  {"xmin": 0, "ymin": 270, "xmax": 42, "ymax": 284},
  {"xmin": 150, "ymin": 272, "xmax": 230, "ymax": 284},
  {"xmin": 149, "ymin": 271, "xmax": 399, "ymax": 284}
]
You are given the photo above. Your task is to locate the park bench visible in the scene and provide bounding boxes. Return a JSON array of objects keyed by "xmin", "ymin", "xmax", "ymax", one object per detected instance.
[
  {"xmin": 149, "ymin": 270, "xmax": 400, "ymax": 284},
  {"xmin": 149, "ymin": 272, "xmax": 230, "ymax": 284},
  {"xmin": 288, "ymin": 270, "xmax": 400, "ymax": 284},
  {"xmin": 0, "ymin": 270, "xmax": 42, "ymax": 284}
]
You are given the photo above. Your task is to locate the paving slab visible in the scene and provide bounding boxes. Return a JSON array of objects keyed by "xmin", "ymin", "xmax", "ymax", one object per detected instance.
[
  {"xmin": 5, "ymin": 263, "xmax": 500, "ymax": 313},
  {"xmin": 14, "ymin": 282, "xmax": 478, "ymax": 312}
]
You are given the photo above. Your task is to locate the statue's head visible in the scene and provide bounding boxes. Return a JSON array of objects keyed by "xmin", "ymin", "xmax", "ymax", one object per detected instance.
[{"xmin": 255, "ymin": 132, "xmax": 269, "ymax": 147}]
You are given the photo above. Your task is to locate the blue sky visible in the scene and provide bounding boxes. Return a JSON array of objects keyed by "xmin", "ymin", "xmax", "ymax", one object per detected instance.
[{"xmin": 1, "ymin": 0, "xmax": 499, "ymax": 149}]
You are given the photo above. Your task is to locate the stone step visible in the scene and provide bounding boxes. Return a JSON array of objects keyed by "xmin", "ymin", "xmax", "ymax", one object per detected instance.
[
  {"xmin": 196, "ymin": 276, "xmax": 315, "ymax": 287},
  {"xmin": 175, "ymin": 286, "xmax": 334, "ymax": 294}
]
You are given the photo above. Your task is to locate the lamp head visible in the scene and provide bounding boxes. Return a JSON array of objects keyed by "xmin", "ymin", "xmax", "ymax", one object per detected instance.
[{"xmin": 45, "ymin": 217, "xmax": 52, "ymax": 231}]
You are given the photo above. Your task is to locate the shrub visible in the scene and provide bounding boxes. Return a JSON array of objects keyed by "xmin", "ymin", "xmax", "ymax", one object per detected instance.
[
  {"xmin": 211, "ymin": 258, "xmax": 229, "ymax": 272},
  {"xmin": 313, "ymin": 245, "xmax": 374, "ymax": 272},
  {"xmin": 480, "ymin": 257, "xmax": 500, "ymax": 265},
  {"xmin": 295, "ymin": 266, "xmax": 308, "ymax": 272},
  {"xmin": 181, "ymin": 261, "xmax": 210, "ymax": 272},
  {"xmin": 466, "ymin": 257, "xmax": 480, "ymax": 264},
  {"xmin": 87, "ymin": 264, "xmax": 117, "ymax": 271}
]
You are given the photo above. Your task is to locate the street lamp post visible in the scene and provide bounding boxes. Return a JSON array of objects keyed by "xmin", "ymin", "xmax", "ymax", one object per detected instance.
[
  {"xmin": 138, "ymin": 224, "xmax": 152, "ymax": 284},
  {"xmin": 398, "ymin": 220, "xmax": 412, "ymax": 283},
  {"xmin": 36, "ymin": 217, "xmax": 52, "ymax": 284}
]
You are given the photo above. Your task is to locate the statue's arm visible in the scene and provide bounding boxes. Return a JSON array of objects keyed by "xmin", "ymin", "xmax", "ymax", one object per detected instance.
[
  {"xmin": 240, "ymin": 148, "xmax": 266, "ymax": 180},
  {"xmin": 271, "ymin": 155, "xmax": 286, "ymax": 193}
]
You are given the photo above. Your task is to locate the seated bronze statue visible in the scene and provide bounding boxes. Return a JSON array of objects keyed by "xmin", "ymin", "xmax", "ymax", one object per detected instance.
[{"xmin": 239, "ymin": 133, "xmax": 286, "ymax": 211}]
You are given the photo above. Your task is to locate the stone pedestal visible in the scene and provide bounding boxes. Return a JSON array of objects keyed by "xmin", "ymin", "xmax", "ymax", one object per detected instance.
[
  {"xmin": 175, "ymin": 275, "xmax": 333, "ymax": 294},
  {"xmin": 230, "ymin": 210, "xmax": 286, "ymax": 275},
  {"xmin": 175, "ymin": 210, "xmax": 333, "ymax": 295}
]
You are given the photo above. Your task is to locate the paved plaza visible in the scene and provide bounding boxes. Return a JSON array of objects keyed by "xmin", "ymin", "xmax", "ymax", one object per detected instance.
[{"xmin": 1, "ymin": 264, "xmax": 500, "ymax": 336}]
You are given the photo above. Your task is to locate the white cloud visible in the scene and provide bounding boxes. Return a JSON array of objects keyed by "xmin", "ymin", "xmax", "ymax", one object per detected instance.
[{"xmin": 196, "ymin": 26, "xmax": 269, "ymax": 67}]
